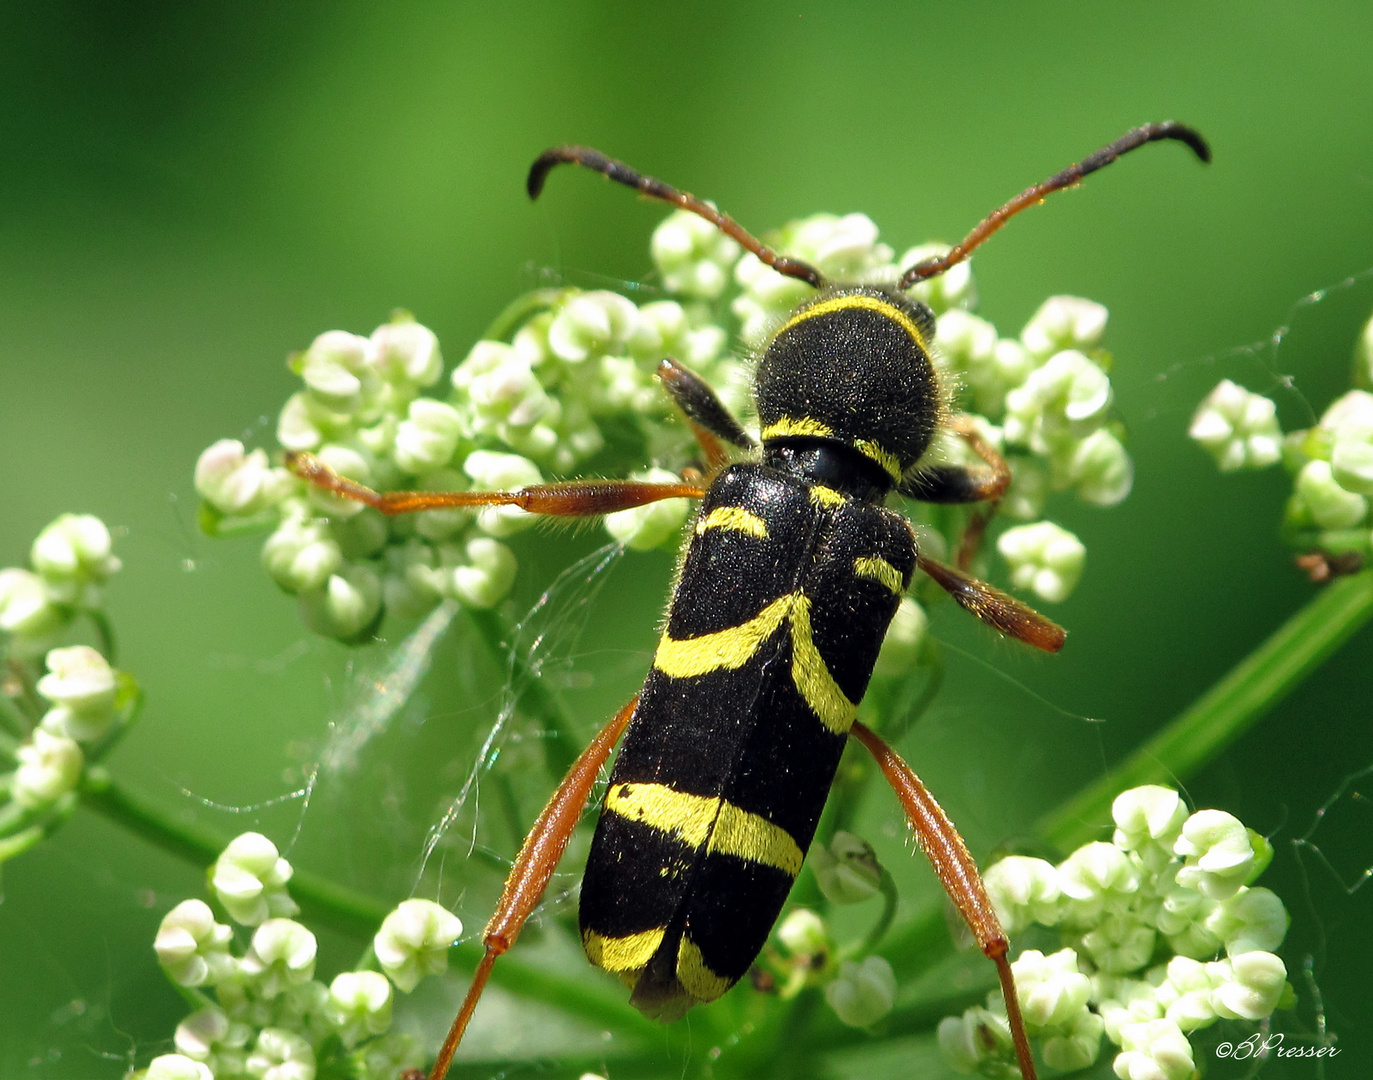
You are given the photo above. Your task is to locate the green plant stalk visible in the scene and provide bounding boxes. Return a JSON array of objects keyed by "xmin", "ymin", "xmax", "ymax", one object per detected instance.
[
  {"xmin": 878, "ymin": 568, "xmax": 1373, "ymax": 993},
  {"xmin": 1038, "ymin": 567, "xmax": 1373, "ymax": 851},
  {"xmin": 79, "ymin": 771, "xmax": 653, "ymax": 1036}
]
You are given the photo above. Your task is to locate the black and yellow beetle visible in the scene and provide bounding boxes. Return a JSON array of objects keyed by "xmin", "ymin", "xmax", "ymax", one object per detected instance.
[{"xmin": 288, "ymin": 122, "xmax": 1210, "ymax": 1080}]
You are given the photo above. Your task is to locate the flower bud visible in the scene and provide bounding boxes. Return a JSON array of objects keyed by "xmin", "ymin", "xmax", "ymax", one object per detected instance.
[
  {"xmin": 651, "ymin": 210, "xmax": 741, "ymax": 300},
  {"xmin": 155, "ymin": 899, "xmax": 235, "ymax": 987},
  {"xmin": 1057, "ymin": 841, "xmax": 1139, "ymax": 920},
  {"xmin": 372, "ymin": 314, "xmax": 442, "ymax": 388},
  {"xmin": 245, "ymin": 1026, "xmax": 316, "ymax": 1080},
  {"xmin": 1209, "ymin": 951, "xmax": 1288, "ymax": 1020},
  {"xmin": 776, "ymin": 907, "xmax": 831, "ymax": 961},
  {"xmin": 1189, "ymin": 380, "xmax": 1283, "ymax": 472},
  {"xmin": 463, "ymin": 450, "xmax": 542, "ymax": 537},
  {"xmin": 175, "ymin": 1004, "xmax": 251, "ymax": 1065},
  {"xmin": 240, "ymin": 918, "xmax": 317, "ymax": 998},
  {"xmin": 211, "ymin": 832, "xmax": 299, "ymax": 926},
  {"xmin": 37, "ymin": 645, "xmax": 119, "ymax": 741},
  {"xmin": 261, "ymin": 517, "xmax": 344, "ymax": 593},
  {"xmin": 374, "ymin": 899, "xmax": 463, "ymax": 992},
  {"xmin": 1113, "ymin": 1018, "xmax": 1194, "ymax": 1080},
  {"xmin": 1021, "ymin": 297, "xmax": 1108, "ymax": 359},
  {"xmin": 983, "ymin": 856, "xmax": 1061, "ymax": 932},
  {"xmin": 298, "ymin": 563, "xmax": 383, "ymax": 641},
  {"xmin": 393, "ymin": 398, "xmax": 463, "ymax": 474},
  {"xmin": 13, "ymin": 729, "xmax": 83, "ymax": 808},
  {"xmin": 195, "ymin": 440, "xmax": 293, "ymax": 517},
  {"xmin": 1004, "ymin": 350, "xmax": 1112, "ymax": 453},
  {"xmin": 1042, "ymin": 1009, "xmax": 1105, "ymax": 1072},
  {"xmin": 547, "ymin": 291, "xmax": 638, "ymax": 363},
  {"xmin": 144, "ymin": 1054, "xmax": 214, "ymax": 1080},
  {"xmin": 1112, "ymin": 785, "xmax": 1188, "ymax": 872},
  {"xmin": 937, "ymin": 1005, "xmax": 1013, "ymax": 1075},
  {"xmin": 326, "ymin": 970, "xmax": 394, "ymax": 1047},
  {"xmin": 1069, "ymin": 428, "xmax": 1134, "ymax": 506},
  {"xmin": 824, "ymin": 956, "xmax": 897, "ymax": 1027},
  {"xmin": 1292, "ymin": 459, "xmax": 1368, "ymax": 529},
  {"xmin": 997, "ymin": 521, "xmax": 1086, "ymax": 604},
  {"xmin": 1081, "ymin": 912, "xmax": 1156, "ymax": 975},
  {"xmin": 297, "ymin": 330, "xmax": 376, "ymax": 413},
  {"xmin": 31, "ymin": 513, "xmax": 121, "ymax": 586},
  {"xmin": 1206, "ymin": 886, "xmax": 1289, "ymax": 957},
  {"xmin": 1012, "ymin": 948, "xmax": 1092, "ymax": 1029},
  {"xmin": 1173, "ymin": 810, "xmax": 1255, "ymax": 900},
  {"xmin": 0, "ymin": 567, "xmax": 65, "ymax": 640},
  {"xmin": 811, "ymin": 831, "xmax": 884, "ymax": 904},
  {"xmin": 444, "ymin": 537, "xmax": 517, "ymax": 609}
]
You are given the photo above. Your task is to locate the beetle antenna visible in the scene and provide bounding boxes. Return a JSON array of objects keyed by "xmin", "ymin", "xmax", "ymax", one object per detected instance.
[
  {"xmin": 528, "ymin": 145, "xmax": 829, "ymax": 288},
  {"xmin": 898, "ymin": 121, "xmax": 1211, "ymax": 288}
]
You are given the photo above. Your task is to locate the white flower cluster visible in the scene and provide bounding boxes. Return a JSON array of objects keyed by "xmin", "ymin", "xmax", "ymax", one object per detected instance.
[
  {"xmin": 196, "ymin": 295, "xmax": 726, "ymax": 638},
  {"xmin": 1191, "ymin": 311, "xmax": 1373, "ymax": 573},
  {"xmin": 0, "ymin": 513, "xmax": 120, "ymax": 658},
  {"xmin": 147, "ymin": 832, "xmax": 463, "ymax": 1080},
  {"xmin": 201, "ymin": 211, "xmax": 1149, "ymax": 641},
  {"xmin": 938, "ymin": 786, "xmax": 1291, "ymax": 1079},
  {"xmin": 3, "ymin": 644, "xmax": 128, "ymax": 815}
]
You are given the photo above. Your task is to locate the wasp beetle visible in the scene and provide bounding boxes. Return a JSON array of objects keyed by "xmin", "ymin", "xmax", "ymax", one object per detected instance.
[{"xmin": 288, "ymin": 121, "xmax": 1210, "ymax": 1080}]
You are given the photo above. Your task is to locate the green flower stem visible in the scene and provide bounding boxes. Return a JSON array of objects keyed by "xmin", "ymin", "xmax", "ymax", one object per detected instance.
[
  {"xmin": 88, "ymin": 608, "xmax": 117, "ymax": 664},
  {"xmin": 1038, "ymin": 567, "xmax": 1373, "ymax": 851},
  {"xmin": 855, "ymin": 870, "xmax": 900, "ymax": 958},
  {"xmin": 480, "ymin": 288, "xmax": 566, "ymax": 343},
  {"xmin": 872, "ymin": 568, "xmax": 1373, "ymax": 1016},
  {"xmin": 80, "ymin": 772, "xmax": 389, "ymax": 937},
  {"xmin": 78, "ymin": 771, "xmax": 650, "ymax": 1034}
]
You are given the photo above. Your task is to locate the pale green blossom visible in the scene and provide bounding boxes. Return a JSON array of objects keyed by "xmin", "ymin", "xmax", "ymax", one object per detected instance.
[
  {"xmin": 211, "ymin": 832, "xmax": 299, "ymax": 927},
  {"xmin": 374, "ymin": 899, "xmax": 462, "ymax": 993},
  {"xmin": 825, "ymin": 956, "xmax": 897, "ymax": 1027}
]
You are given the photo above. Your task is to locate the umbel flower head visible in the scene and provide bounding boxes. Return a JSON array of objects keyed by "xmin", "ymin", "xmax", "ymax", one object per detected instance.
[
  {"xmin": 938, "ymin": 786, "xmax": 1291, "ymax": 1079},
  {"xmin": 146, "ymin": 833, "xmax": 455, "ymax": 1080},
  {"xmin": 196, "ymin": 209, "xmax": 1147, "ymax": 642}
]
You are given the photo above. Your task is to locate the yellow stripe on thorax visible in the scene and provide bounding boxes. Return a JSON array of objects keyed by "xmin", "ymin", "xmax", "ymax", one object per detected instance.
[
  {"xmin": 760, "ymin": 415, "xmax": 834, "ymax": 441},
  {"xmin": 777, "ymin": 293, "xmax": 928, "ymax": 352},
  {"xmin": 789, "ymin": 594, "xmax": 859, "ymax": 734},
  {"xmin": 654, "ymin": 593, "xmax": 796, "ymax": 678},
  {"xmin": 604, "ymin": 782, "xmax": 804, "ymax": 875},
  {"xmin": 808, "ymin": 484, "xmax": 845, "ymax": 509},
  {"xmin": 583, "ymin": 926, "xmax": 665, "ymax": 973},
  {"xmin": 854, "ymin": 555, "xmax": 906, "ymax": 595},
  {"xmin": 695, "ymin": 505, "xmax": 769, "ymax": 539},
  {"xmin": 853, "ymin": 437, "xmax": 904, "ymax": 482}
]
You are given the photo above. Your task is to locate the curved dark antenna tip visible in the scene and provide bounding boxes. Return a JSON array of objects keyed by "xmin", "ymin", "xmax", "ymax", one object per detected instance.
[
  {"xmin": 1156, "ymin": 121, "xmax": 1212, "ymax": 165},
  {"xmin": 527, "ymin": 146, "xmax": 574, "ymax": 200}
]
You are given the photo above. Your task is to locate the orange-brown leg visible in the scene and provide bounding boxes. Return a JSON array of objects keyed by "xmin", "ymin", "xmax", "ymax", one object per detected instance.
[
  {"xmin": 286, "ymin": 451, "xmax": 704, "ymax": 516},
  {"xmin": 916, "ymin": 553, "xmax": 1065, "ymax": 653},
  {"xmin": 849, "ymin": 721, "xmax": 1037, "ymax": 1080},
  {"xmin": 426, "ymin": 696, "xmax": 638, "ymax": 1080}
]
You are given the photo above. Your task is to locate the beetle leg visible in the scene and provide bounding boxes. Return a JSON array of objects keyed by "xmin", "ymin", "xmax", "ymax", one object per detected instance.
[
  {"xmin": 286, "ymin": 451, "xmax": 704, "ymax": 516},
  {"xmin": 426, "ymin": 696, "xmax": 638, "ymax": 1080},
  {"xmin": 657, "ymin": 357, "xmax": 755, "ymax": 472},
  {"xmin": 849, "ymin": 721, "xmax": 1037, "ymax": 1080},
  {"xmin": 916, "ymin": 553, "xmax": 1065, "ymax": 653}
]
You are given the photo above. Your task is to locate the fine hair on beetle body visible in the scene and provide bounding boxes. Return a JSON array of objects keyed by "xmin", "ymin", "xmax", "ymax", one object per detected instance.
[{"xmin": 288, "ymin": 121, "xmax": 1210, "ymax": 1080}]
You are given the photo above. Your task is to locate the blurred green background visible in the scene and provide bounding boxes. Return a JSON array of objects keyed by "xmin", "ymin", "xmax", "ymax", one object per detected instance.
[{"xmin": 2, "ymin": 2, "xmax": 1371, "ymax": 1077}]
